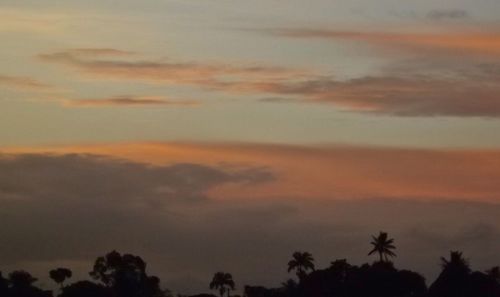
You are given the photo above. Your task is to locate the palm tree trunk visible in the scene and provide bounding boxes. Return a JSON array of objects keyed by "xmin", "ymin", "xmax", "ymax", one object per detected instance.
[{"xmin": 379, "ymin": 252, "xmax": 383, "ymax": 262}]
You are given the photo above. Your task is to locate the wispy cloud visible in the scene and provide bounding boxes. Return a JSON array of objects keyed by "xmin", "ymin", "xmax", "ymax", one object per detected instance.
[
  {"xmin": 39, "ymin": 48, "xmax": 308, "ymax": 87},
  {"xmin": 64, "ymin": 48, "xmax": 136, "ymax": 57},
  {"xmin": 263, "ymin": 28, "xmax": 500, "ymax": 57},
  {"xmin": 256, "ymin": 75, "xmax": 500, "ymax": 117},
  {"xmin": 63, "ymin": 95, "xmax": 200, "ymax": 108},
  {"xmin": 38, "ymin": 48, "xmax": 500, "ymax": 117},
  {"xmin": 0, "ymin": 8, "xmax": 69, "ymax": 34},
  {"xmin": 0, "ymin": 74, "xmax": 53, "ymax": 91},
  {"xmin": 426, "ymin": 9, "xmax": 469, "ymax": 20}
]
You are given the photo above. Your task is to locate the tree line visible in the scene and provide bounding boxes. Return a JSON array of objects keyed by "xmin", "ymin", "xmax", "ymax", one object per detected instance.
[{"xmin": 1, "ymin": 232, "xmax": 499, "ymax": 297}]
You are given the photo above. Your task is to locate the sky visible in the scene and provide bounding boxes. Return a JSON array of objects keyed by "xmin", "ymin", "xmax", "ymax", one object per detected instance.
[{"xmin": 1, "ymin": 0, "xmax": 500, "ymax": 294}]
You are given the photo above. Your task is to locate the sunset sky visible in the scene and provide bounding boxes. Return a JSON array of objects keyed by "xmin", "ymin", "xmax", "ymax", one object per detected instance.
[{"xmin": 1, "ymin": 0, "xmax": 500, "ymax": 294}]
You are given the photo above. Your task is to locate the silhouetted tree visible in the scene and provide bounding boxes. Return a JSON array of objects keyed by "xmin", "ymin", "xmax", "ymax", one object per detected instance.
[
  {"xmin": 281, "ymin": 279, "xmax": 298, "ymax": 297},
  {"xmin": 2, "ymin": 241, "xmax": 500, "ymax": 297},
  {"xmin": 8, "ymin": 271, "xmax": 52, "ymax": 297},
  {"xmin": 429, "ymin": 251, "xmax": 471, "ymax": 297},
  {"xmin": 60, "ymin": 281, "xmax": 110, "ymax": 297},
  {"xmin": 299, "ymin": 259, "xmax": 427, "ymax": 297},
  {"xmin": 468, "ymin": 271, "xmax": 500, "ymax": 297},
  {"xmin": 395, "ymin": 269, "xmax": 427, "ymax": 297},
  {"xmin": 210, "ymin": 272, "xmax": 235, "ymax": 297},
  {"xmin": 368, "ymin": 232, "xmax": 396, "ymax": 262},
  {"xmin": 440, "ymin": 251, "xmax": 470, "ymax": 274},
  {"xmin": 9, "ymin": 270, "xmax": 37, "ymax": 289},
  {"xmin": 287, "ymin": 252, "xmax": 315, "ymax": 281},
  {"xmin": 0, "ymin": 272, "xmax": 9, "ymax": 296},
  {"xmin": 49, "ymin": 268, "xmax": 72, "ymax": 289},
  {"xmin": 244, "ymin": 285, "xmax": 283, "ymax": 297},
  {"xmin": 487, "ymin": 267, "xmax": 500, "ymax": 283},
  {"xmin": 89, "ymin": 250, "xmax": 166, "ymax": 297}
]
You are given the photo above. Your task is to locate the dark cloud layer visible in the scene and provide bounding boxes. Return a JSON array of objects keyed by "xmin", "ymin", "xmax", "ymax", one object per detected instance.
[{"xmin": 0, "ymin": 153, "xmax": 499, "ymax": 294}]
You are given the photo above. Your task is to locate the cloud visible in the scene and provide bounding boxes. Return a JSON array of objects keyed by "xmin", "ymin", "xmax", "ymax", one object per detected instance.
[
  {"xmin": 0, "ymin": 74, "xmax": 53, "ymax": 91},
  {"xmin": 0, "ymin": 9, "xmax": 65, "ymax": 34},
  {"xmin": 64, "ymin": 48, "xmax": 136, "ymax": 57},
  {"xmin": 256, "ymin": 75, "xmax": 500, "ymax": 117},
  {"xmin": 426, "ymin": 9, "xmax": 469, "ymax": 20},
  {"xmin": 262, "ymin": 28, "xmax": 500, "ymax": 57},
  {"xmin": 63, "ymin": 95, "xmax": 200, "ymax": 107},
  {"xmin": 0, "ymin": 150, "xmax": 500, "ymax": 294},
  {"xmin": 4, "ymin": 142, "xmax": 500, "ymax": 203},
  {"xmin": 0, "ymin": 153, "xmax": 273, "ymax": 207},
  {"xmin": 38, "ymin": 48, "xmax": 308, "ymax": 88},
  {"xmin": 37, "ymin": 48, "xmax": 500, "ymax": 117}
]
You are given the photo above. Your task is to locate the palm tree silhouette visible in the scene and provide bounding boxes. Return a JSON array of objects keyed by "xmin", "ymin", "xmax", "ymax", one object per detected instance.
[
  {"xmin": 428, "ymin": 251, "xmax": 471, "ymax": 297},
  {"xmin": 368, "ymin": 231, "xmax": 396, "ymax": 262},
  {"xmin": 287, "ymin": 251, "xmax": 315, "ymax": 280},
  {"xmin": 210, "ymin": 272, "xmax": 235, "ymax": 297},
  {"xmin": 440, "ymin": 251, "xmax": 470, "ymax": 274}
]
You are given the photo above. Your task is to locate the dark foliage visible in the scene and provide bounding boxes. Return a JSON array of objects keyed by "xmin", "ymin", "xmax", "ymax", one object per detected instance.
[
  {"xmin": 7, "ymin": 270, "xmax": 52, "ymax": 297},
  {"xmin": 0, "ymin": 233, "xmax": 498, "ymax": 297},
  {"xmin": 210, "ymin": 272, "xmax": 235, "ymax": 297},
  {"xmin": 59, "ymin": 281, "xmax": 110, "ymax": 297},
  {"xmin": 429, "ymin": 251, "xmax": 500, "ymax": 297},
  {"xmin": 49, "ymin": 268, "xmax": 72, "ymax": 289},
  {"xmin": 89, "ymin": 250, "xmax": 167, "ymax": 297}
]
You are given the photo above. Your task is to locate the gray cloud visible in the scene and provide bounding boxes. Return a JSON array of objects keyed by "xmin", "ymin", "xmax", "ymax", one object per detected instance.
[
  {"xmin": 426, "ymin": 9, "xmax": 468, "ymax": 20},
  {"xmin": 0, "ymin": 153, "xmax": 274, "ymax": 265},
  {"xmin": 252, "ymin": 75, "xmax": 500, "ymax": 117},
  {"xmin": 389, "ymin": 9, "xmax": 469, "ymax": 20},
  {"xmin": 0, "ymin": 153, "xmax": 273, "ymax": 207}
]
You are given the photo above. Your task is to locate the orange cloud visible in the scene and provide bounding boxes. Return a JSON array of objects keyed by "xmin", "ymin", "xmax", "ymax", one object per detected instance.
[
  {"xmin": 38, "ymin": 48, "xmax": 500, "ymax": 117},
  {"xmin": 0, "ymin": 9, "xmax": 66, "ymax": 34},
  {"xmin": 4, "ymin": 142, "xmax": 500, "ymax": 203},
  {"xmin": 64, "ymin": 48, "xmax": 136, "ymax": 57},
  {"xmin": 63, "ymin": 95, "xmax": 200, "ymax": 108},
  {"xmin": 0, "ymin": 74, "xmax": 53, "ymax": 91},
  {"xmin": 267, "ymin": 29, "xmax": 500, "ymax": 57},
  {"xmin": 38, "ymin": 49, "xmax": 309, "ymax": 87}
]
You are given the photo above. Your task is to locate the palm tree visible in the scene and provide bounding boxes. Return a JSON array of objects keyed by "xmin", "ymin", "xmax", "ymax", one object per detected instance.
[
  {"xmin": 440, "ymin": 251, "xmax": 470, "ymax": 274},
  {"xmin": 287, "ymin": 251, "xmax": 315, "ymax": 280},
  {"xmin": 49, "ymin": 267, "xmax": 72, "ymax": 289},
  {"xmin": 368, "ymin": 231, "xmax": 396, "ymax": 262},
  {"xmin": 428, "ymin": 251, "xmax": 471, "ymax": 297},
  {"xmin": 210, "ymin": 272, "xmax": 235, "ymax": 297}
]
